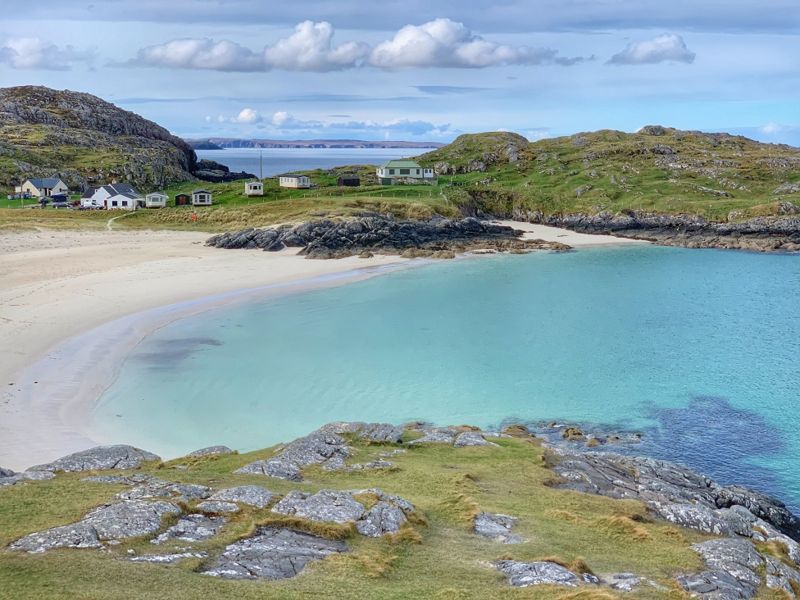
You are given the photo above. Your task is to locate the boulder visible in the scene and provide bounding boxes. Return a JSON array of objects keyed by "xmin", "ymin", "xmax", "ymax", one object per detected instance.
[
  {"xmin": 0, "ymin": 470, "xmax": 55, "ymax": 487},
  {"xmin": 235, "ymin": 431, "xmax": 350, "ymax": 481},
  {"xmin": 454, "ymin": 432, "xmax": 498, "ymax": 448},
  {"xmin": 605, "ymin": 573, "xmax": 644, "ymax": 592},
  {"xmin": 495, "ymin": 560, "xmax": 581, "ymax": 587},
  {"xmin": 356, "ymin": 502, "xmax": 407, "ymax": 537},
  {"xmin": 28, "ymin": 445, "xmax": 160, "ymax": 473},
  {"xmin": 187, "ymin": 446, "xmax": 235, "ymax": 458},
  {"xmin": 678, "ymin": 539, "xmax": 765, "ymax": 599},
  {"xmin": 209, "ymin": 485, "xmax": 275, "ymax": 509},
  {"xmin": 152, "ymin": 514, "xmax": 225, "ymax": 544},
  {"xmin": 202, "ymin": 527, "xmax": 348, "ymax": 580},
  {"xmin": 474, "ymin": 512, "xmax": 521, "ymax": 544},
  {"xmin": 196, "ymin": 501, "xmax": 239, "ymax": 514},
  {"xmin": 408, "ymin": 428, "xmax": 457, "ymax": 445},
  {"xmin": 272, "ymin": 490, "xmax": 365, "ymax": 524},
  {"xmin": 116, "ymin": 479, "xmax": 211, "ymax": 502}
]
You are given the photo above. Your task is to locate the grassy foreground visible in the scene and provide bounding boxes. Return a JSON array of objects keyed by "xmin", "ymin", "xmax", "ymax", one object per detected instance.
[{"xmin": 0, "ymin": 430, "xmax": 719, "ymax": 600}]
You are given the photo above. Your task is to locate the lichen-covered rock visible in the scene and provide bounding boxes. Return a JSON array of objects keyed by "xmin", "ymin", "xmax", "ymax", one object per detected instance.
[
  {"xmin": 152, "ymin": 514, "xmax": 225, "ymax": 544},
  {"xmin": 209, "ymin": 485, "xmax": 275, "ymax": 509},
  {"xmin": 0, "ymin": 469, "xmax": 55, "ymax": 487},
  {"xmin": 235, "ymin": 431, "xmax": 350, "ymax": 481},
  {"xmin": 356, "ymin": 502, "xmax": 407, "ymax": 537},
  {"xmin": 495, "ymin": 560, "xmax": 581, "ymax": 587},
  {"xmin": 131, "ymin": 551, "xmax": 207, "ymax": 564},
  {"xmin": 0, "ymin": 467, "xmax": 16, "ymax": 478},
  {"xmin": 202, "ymin": 527, "xmax": 348, "ymax": 580},
  {"xmin": 408, "ymin": 428, "xmax": 457, "ymax": 445},
  {"xmin": 196, "ymin": 501, "xmax": 239, "ymax": 514},
  {"xmin": 605, "ymin": 573, "xmax": 644, "ymax": 592},
  {"xmin": 454, "ymin": 432, "xmax": 498, "ymax": 448},
  {"xmin": 116, "ymin": 479, "xmax": 211, "ymax": 502},
  {"xmin": 351, "ymin": 488, "xmax": 416, "ymax": 514},
  {"xmin": 28, "ymin": 445, "xmax": 160, "ymax": 473},
  {"xmin": 678, "ymin": 569, "xmax": 754, "ymax": 600},
  {"xmin": 187, "ymin": 446, "xmax": 234, "ymax": 458},
  {"xmin": 678, "ymin": 539, "xmax": 765, "ymax": 599},
  {"xmin": 474, "ymin": 512, "xmax": 521, "ymax": 544},
  {"xmin": 272, "ymin": 490, "xmax": 365, "ymax": 524},
  {"xmin": 319, "ymin": 422, "xmax": 404, "ymax": 443}
]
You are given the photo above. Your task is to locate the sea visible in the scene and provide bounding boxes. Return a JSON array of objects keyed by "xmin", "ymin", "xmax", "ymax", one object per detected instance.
[
  {"xmin": 196, "ymin": 147, "xmax": 418, "ymax": 176},
  {"xmin": 93, "ymin": 245, "xmax": 800, "ymax": 510}
]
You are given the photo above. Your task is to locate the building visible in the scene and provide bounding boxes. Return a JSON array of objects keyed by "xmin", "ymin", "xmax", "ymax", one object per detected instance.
[
  {"xmin": 376, "ymin": 160, "xmax": 435, "ymax": 185},
  {"xmin": 337, "ymin": 175, "xmax": 360, "ymax": 187},
  {"xmin": 15, "ymin": 178, "xmax": 70, "ymax": 198},
  {"xmin": 244, "ymin": 181, "xmax": 264, "ymax": 196},
  {"xmin": 81, "ymin": 183, "xmax": 142, "ymax": 210},
  {"xmin": 278, "ymin": 174, "xmax": 311, "ymax": 189},
  {"xmin": 144, "ymin": 192, "xmax": 168, "ymax": 208},
  {"xmin": 191, "ymin": 189, "xmax": 213, "ymax": 206},
  {"xmin": 175, "ymin": 193, "xmax": 191, "ymax": 206}
]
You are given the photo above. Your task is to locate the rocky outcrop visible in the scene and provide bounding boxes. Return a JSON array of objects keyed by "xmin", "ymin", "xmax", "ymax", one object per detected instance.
[
  {"xmin": 494, "ymin": 560, "xmax": 581, "ymax": 587},
  {"xmin": 206, "ymin": 215, "xmax": 570, "ymax": 259},
  {"xmin": 187, "ymin": 445, "xmax": 235, "ymax": 458},
  {"xmin": 208, "ymin": 485, "xmax": 275, "ymax": 509},
  {"xmin": 192, "ymin": 159, "xmax": 255, "ymax": 183},
  {"xmin": 474, "ymin": 512, "xmax": 521, "ymax": 543},
  {"xmin": 272, "ymin": 490, "xmax": 366, "ymax": 524},
  {"xmin": 152, "ymin": 514, "xmax": 225, "ymax": 545},
  {"xmin": 28, "ymin": 445, "xmax": 160, "ymax": 473}
]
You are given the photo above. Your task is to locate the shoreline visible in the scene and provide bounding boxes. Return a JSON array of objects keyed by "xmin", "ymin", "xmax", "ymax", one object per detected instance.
[{"xmin": 0, "ymin": 224, "xmax": 644, "ymax": 470}]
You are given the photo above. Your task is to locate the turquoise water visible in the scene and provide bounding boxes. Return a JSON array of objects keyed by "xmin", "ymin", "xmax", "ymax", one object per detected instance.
[{"xmin": 95, "ymin": 246, "xmax": 800, "ymax": 507}]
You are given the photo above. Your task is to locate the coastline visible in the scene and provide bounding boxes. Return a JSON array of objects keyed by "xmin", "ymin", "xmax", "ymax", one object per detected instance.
[{"xmin": 0, "ymin": 225, "xmax": 645, "ymax": 470}]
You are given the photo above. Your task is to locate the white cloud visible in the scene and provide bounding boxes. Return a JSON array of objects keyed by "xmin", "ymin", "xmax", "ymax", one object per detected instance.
[
  {"xmin": 761, "ymin": 122, "xmax": 783, "ymax": 135},
  {"xmin": 234, "ymin": 108, "xmax": 262, "ymax": 124},
  {"xmin": 608, "ymin": 34, "xmax": 696, "ymax": 65},
  {"xmin": 0, "ymin": 37, "xmax": 94, "ymax": 70},
  {"xmin": 129, "ymin": 19, "xmax": 585, "ymax": 72}
]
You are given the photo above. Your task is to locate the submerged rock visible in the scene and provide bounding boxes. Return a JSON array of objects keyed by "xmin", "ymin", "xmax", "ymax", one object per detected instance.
[
  {"xmin": 209, "ymin": 485, "xmax": 275, "ymax": 509},
  {"xmin": 28, "ymin": 445, "xmax": 160, "ymax": 473},
  {"xmin": 474, "ymin": 512, "xmax": 522, "ymax": 544},
  {"xmin": 152, "ymin": 514, "xmax": 225, "ymax": 544},
  {"xmin": 272, "ymin": 490, "xmax": 365, "ymax": 524},
  {"xmin": 202, "ymin": 527, "xmax": 348, "ymax": 580},
  {"xmin": 495, "ymin": 560, "xmax": 581, "ymax": 587}
]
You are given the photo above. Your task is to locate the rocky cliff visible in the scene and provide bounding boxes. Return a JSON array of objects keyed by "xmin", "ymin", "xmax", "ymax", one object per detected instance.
[{"xmin": 0, "ymin": 86, "xmax": 198, "ymax": 190}]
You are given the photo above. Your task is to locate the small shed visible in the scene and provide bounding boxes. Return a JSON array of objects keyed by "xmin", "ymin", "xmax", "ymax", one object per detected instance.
[
  {"xmin": 245, "ymin": 181, "xmax": 264, "ymax": 196},
  {"xmin": 337, "ymin": 175, "xmax": 360, "ymax": 187},
  {"xmin": 144, "ymin": 192, "xmax": 168, "ymax": 208},
  {"xmin": 191, "ymin": 189, "xmax": 212, "ymax": 206},
  {"xmin": 278, "ymin": 174, "xmax": 311, "ymax": 189},
  {"xmin": 175, "ymin": 193, "xmax": 191, "ymax": 206}
]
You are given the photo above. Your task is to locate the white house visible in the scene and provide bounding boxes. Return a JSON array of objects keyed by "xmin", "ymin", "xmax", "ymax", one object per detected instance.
[
  {"xmin": 15, "ymin": 178, "xmax": 70, "ymax": 198},
  {"xmin": 278, "ymin": 174, "xmax": 311, "ymax": 189},
  {"xmin": 376, "ymin": 160, "xmax": 435, "ymax": 185},
  {"xmin": 144, "ymin": 192, "xmax": 168, "ymax": 208},
  {"xmin": 192, "ymin": 189, "xmax": 213, "ymax": 206},
  {"xmin": 81, "ymin": 183, "xmax": 142, "ymax": 210},
  {"xmin": 245, "ymin": 181, "xmax": 264, "ymax": 196}
]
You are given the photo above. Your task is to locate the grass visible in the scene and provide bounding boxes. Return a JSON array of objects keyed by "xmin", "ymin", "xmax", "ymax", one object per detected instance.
[{"xmin": 0, "ymin": 434, "xmax": 711, "ymax": 599}]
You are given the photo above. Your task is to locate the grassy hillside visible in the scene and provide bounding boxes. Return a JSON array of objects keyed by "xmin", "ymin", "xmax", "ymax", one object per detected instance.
[{"xmin": 0, "ymin": 431, "xmax": 709, "ymax": 599}]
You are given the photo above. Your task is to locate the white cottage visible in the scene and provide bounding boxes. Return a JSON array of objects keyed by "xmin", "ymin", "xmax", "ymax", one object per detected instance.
[
  {"xmin": 278, "ymin": 174, "xmax": 311, "ymax": 189},
  {"xmin": 192, "ymin": 189, "xmax": 213, "ymax": 206},
  {"xmin": 15, "ymin": 178, "xmax": 70, "ymax": 198},
  {"xmin": 144, "ymin": 192, "xmax": 168, "ymax": 208},
  {"xmin": 245, "ymin": 181, "xmax": 264, "ymax": 196},
  {"xmin": 81, "ymin": 183, "xmax": 142, "ymax": 210},
  {"xmin": 376, "ymin": 160, "xmax": 435, "ymax": 185}
]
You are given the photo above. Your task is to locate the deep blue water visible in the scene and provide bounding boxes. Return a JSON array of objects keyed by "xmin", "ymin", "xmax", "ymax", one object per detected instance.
[
  {"xmin": 94, "ymin": 246, "xmax": 800, "ymax": 508},
  {"xmin": 196, "ymin": 148, "xmax": 416, "ymax": 177}
]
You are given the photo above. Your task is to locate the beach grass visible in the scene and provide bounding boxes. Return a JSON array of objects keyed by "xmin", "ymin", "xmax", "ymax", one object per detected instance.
[{"xmin": 0, "ymin": 435, "xmax": 710, "ymax": 599}]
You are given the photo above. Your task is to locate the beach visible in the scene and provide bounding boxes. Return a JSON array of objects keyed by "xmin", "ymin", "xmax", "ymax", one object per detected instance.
[{"xmin": 0, "ymin": 225, "xmax": 643, "ymax": 470}]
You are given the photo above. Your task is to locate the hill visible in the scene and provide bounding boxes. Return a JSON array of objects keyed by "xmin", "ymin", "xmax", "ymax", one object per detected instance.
[
  {"xmin": 186, "ymin": 138, "xmax": 445, "ymax": 150},
  {"xmin": 0, "ymin": 86, "xmax": 199, "ymax": 191}
]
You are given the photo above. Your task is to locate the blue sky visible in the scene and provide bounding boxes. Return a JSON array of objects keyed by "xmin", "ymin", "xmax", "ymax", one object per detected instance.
[{"xmin": 1, "ymin": 0, "xmax": 798, "ymax": 144}]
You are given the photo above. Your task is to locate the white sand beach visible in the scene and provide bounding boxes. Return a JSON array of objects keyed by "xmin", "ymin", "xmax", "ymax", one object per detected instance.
[{"xmin": 0, "ymin": 225, "xmax": 644, "ymax": 470}]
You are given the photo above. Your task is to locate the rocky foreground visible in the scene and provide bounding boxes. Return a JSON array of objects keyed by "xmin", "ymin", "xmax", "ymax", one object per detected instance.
[
  {"xmin": 3, "ymin": 421, "xmax": 800, "ymax": 598},
  {"xmin": 206, "ymin": 215, "xmax": 570, "ymax": 259}
]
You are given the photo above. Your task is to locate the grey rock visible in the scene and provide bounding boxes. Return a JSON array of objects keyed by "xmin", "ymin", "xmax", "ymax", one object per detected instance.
[
  {"xmin": 678, "ymin": 569, "xmax": 755, "ymax": 600},
  {"xmin": 196, "ymin": 501, "xmax": 240, "ymax": 514},
  {"xmin": 116, "ymin": 479, "xmax": 211, "ymax": 502},
  {"xmin": 319, "ymin": 422, "xmax": 404, "ymax": 444},
  {"xmin": 346, "ymin": 459, "xmax": 395, "ymax": 471},
  {"xmin": 187, "ymin": 445, "xmax": 235, "ymax": 458},
  {"xmin": 152, "ymin": 514, "xmax": 225, "ymax": 544},
  {"xmin": 272, "ymin": 490, "xmax": 365, "ymax": 524},
  {"xmin": 606, "ymin": 573, "xmax": 644, "ymax": 592},
  {"xmin": 765, "ymin": 556, "xmax": 800, "ymax": 595},
  {"xmin": 209, "ymin": 485, "xmax": 275, "ymax": 509},
  {"xmin": 131, "ymin": 551, "xmax": 207, "ymax": 564},
  {"xmin": 350, "ymin": 488, "xmax": 416, "ymax": 514},
  {"xmin": 202, "ymin": 526, "xmax": 348, "ymax": 580},
  {"xmin": 9, "ymin": 522, "xmax": 102, "ymax": 553},
  {"xmin": 28, "ymin": 445, "xmax": 160, "ymax": 473},
  {"xmin": 408, "ymin": 429, "xmax": 456, "ymax": 445},
  {"xmin": 0, "ymin": 470, "xmax": 56, "ymax": 487},
  {"xmin": 82, "ymin": 474, "xmax": 155, "ymax": 485},
  {"xmin": 495, "ymin": 560, "xmax": 580, "ymax": 587},
  {"xmin": 692, "ymin": 539, "xmax": 763, "ymax": 591},
  {"xmin": 454, "ymin": 432, "xmax": 498, "ymax": 448},
  {"xmin": 474, "ymin": 512, "xmax": 522, "ymax": 544},
  {"xmin": 0, "ymin": 466, "xmax": 16, "ymax": 478},
  {"xmin": 356, "ymin": 502, "xmax": 407, "ymax": 537}
]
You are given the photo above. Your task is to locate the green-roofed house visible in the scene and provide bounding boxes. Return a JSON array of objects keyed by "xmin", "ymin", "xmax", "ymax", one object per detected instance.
[{"xmin": 376, "ymin": 159, "xmax": 436, "ymax": 185}]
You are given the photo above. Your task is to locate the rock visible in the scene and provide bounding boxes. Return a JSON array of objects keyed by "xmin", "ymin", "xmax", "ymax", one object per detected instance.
[
  {"xmin": 356, "ymin": 502, "xmax": 407, "ymax": 537},
  {"xmin": 773, "ymin": 183, "xmax": 800, "ymax": 195},
  {"xmin": 28, "ymin": 445, "xmax": 160, "ymax": 473},
  {"xmin": 606, "ymin": 573, "xmax": 644, "ymax": 592},
  {"xmin": 202, "ymin": 526, "xmax": 348, "ymax": 580},
  {"xmin": 187, "ymin": 446, "xmax": 235, "ymax": 458},
  {"xmin": 235, "ymin": 430, "xmax": 350, "ymax": 481},
  {"xmin": 131, "ymin": 551, "xmax": 207, "ymax": 564},
  {"xmin": 765, "ymin": 556, "xmax": 800, "ymax": 595},
  {"xmin": 351, "ymin": 488, "xmax": 416, "ymax": 514},
  {"xmin": 271, "ymin": 490, "xmax": 365, "ymax": 524},
  {"xmin": 209, "ymin": 485, "xmax": 275, "ymax": 509},
  {"xmin": 678, "ymin": 539, "xmax": 765, "ymax": 599},
  {"xmin": 10, "ymin": 500, "xmax": 180, "ymax": 553},
  {"xmin": 0, "ymin": 467, "xmax": 15, "ymax": 478},
  {"xmin": 346, "ymin": 459, "xmax": 395, "ymax": 471},
  {"xmin": 152, "ymin": 514, "xmax": 225, "ymax": 544},
  {"xmin": 82, "ymin": 474, "xmax": 154, "ymax": 485},
  {"xmin": 495, "ymin": 560, "xmax": 581, "ymax": 587},
  {"xmin": 116, "ymin": 479, "xmax": 211, "ymax": 502},
  {"xmin": 0, "ymin": 470, "xmax": 56, "ymax": 487},
  {"xmin": 408, "ymin": 428, "xmax": 456, "ymax": 445},
  {"xmin": 678, "ymin": 569, "xmax": 755, "ymax": 600},
  {"xmin": 575, "ymin": 184, "xmax": 593, "ymax": 197},
  {"xmin": 319, "ymin": 422, "xmax": 404, "ymax": 444},
  {"xmin": 454, "ymin": 432, "xmax": 498, "ymax": 447},
  {"xmin": 196, "ymin": 501, "xmax": 240, "ymax": 514},
  {"xmin": 474, "ymin": 512, "xmax": 522, "ymax": 544}
]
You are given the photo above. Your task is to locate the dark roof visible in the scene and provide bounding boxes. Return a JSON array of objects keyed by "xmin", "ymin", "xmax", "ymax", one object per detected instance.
[
  {"xmin": 27, "ymin": 177, "xmax": 64, "ymax": 189},
  {"xmin": 102, "ymin": 183, "xmax": 141, "ymax": 199},
  {"xmin": 81, "ymin": 186, "xmax": 97, "ymax": 199}
]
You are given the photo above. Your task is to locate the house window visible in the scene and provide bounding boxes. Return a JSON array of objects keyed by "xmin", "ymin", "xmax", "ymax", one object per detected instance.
[
  {"xmin": 122, "ymin": 201, "xmax": 128, "ymax": 207},
  {"xmin": 112, "ymin": 200, "xmax": 118, "ymax": 207},
  {"xmin": 415, "ymin": 169, "xmax": 420, "ymax": 174},
  {"xmin": 400, "ymin": 169, "xmax": 410, "ymax": 175},
  {"xmin": 389, "ymin": 169, "xmax": 395, "ymax": 175}
]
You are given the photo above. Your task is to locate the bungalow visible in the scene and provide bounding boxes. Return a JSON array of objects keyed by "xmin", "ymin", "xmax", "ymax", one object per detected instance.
[
  {"xmin": 376, "ymin": 160, "xmax": 435, "ymax": 185},
  {"xmin": 192, "ymin": 189, "xmax": 213, "ymax": 206},
  {"xmin": 337, "ymin": 175, "xmax": 360, "ymax": 187},
  {"xmin": 244, "ymin": 181, "xmax": 264, "ymax": 196},
  {"xmin": 144, "ymin": 192, "xmax": 168, "ymax": 208},
  {"xmin": 81, "ymin": 183, "xmax": 142, "ymax": 210},
  {"xmin": 175, "ymin": 193, "xmax": 191, "ymax": 206},
  {"xmin": 278, "ymin": 174, "xmax": 311, "ymax": 189},
  {"xmin": 15, "ymin": 177, "xmax": 70, "ymax": 198}
]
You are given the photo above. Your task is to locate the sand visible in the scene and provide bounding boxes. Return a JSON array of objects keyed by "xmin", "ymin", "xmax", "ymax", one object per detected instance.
[{"xmin": 0, "ymin": 225, "xmax": 644, "ymax": 470}]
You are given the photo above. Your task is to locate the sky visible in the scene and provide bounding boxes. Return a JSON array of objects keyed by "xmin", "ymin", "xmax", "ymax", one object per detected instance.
[{"xmin": 0, "ymin": 0, "xmax": 798, "ymax": 145}]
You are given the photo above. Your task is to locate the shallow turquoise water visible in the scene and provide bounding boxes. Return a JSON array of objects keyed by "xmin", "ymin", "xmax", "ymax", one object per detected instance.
[{"xmin": 95, "ymin": 246, "xmax": 800, "ymax": 506}]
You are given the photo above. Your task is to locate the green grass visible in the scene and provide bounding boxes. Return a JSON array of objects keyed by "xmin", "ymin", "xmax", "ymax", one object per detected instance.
[{"xmin": 0, "ymin": 435, "xmax": 711, "ymax": 599}]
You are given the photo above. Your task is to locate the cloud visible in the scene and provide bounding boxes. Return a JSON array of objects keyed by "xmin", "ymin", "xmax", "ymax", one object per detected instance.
[
  {"xmin": 414, "ymin": 85, "xmax": 490, "ymax": 95},
  {"xmin": 129, "ymin": 19, "xmax": 585, "ymax": 72},
  {"xmin": 0, "ymin": 37, "xmax": 94, "ymax": 70},
  {"xmin": 608, "ymin": 34, "xmax": 696, "ymax": 65},
  {"xmin": 368, "ymin": 19, "xmax": 585, "ymax": 68},
  {"xmin": 233, "ymin": 108, "xmax": 262, "ymax": 124}
]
